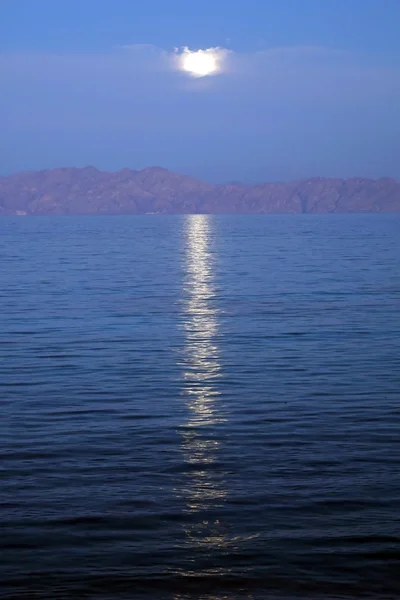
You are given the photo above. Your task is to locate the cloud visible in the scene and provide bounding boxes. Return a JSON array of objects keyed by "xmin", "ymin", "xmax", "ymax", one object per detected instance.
[
  {"xmin": 1, "ymin": 43, "xmax": 397, "ymax": 96},
  {"xmin": 118, "ymin": 43, "xmax": 233, "ymax": 77},
  {"xmin": 0, "ymin": 44, "xmax": 399, "ymax": 179}
]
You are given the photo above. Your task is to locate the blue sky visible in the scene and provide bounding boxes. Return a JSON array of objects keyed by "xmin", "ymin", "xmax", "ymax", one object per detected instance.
[{"xmin": 1, "ymin": 0, "xmax": 400, "ymax": 181}]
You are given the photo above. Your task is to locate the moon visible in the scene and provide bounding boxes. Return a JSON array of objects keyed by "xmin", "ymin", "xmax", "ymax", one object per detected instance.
[
  {"xmin": 181, "ymin": 49, "xmax": 218, "ymax": 77},
  {"xmin": 178, "ymin": 47, "xmax": 228, "ymax": 78}
]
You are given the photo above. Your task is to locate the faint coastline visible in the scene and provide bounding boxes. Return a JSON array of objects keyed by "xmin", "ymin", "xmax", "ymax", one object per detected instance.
[{"xmin": 1, "ymin": 166, "xmax": 400, "ymax": 216}]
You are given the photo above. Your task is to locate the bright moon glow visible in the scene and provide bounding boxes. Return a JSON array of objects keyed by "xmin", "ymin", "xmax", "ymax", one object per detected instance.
[
  {"xmin": 178, "ymin": 47, "xmax": 226, "ymax": 78},
  {"xmin": 182, "ymin": 50, "xmax": 218, "ymax": 77}
]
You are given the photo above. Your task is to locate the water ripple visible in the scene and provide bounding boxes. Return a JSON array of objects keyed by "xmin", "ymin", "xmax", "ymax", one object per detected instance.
[{"xmin": 0, "ymin": 214, "xmax": 400, "ymax": 599}]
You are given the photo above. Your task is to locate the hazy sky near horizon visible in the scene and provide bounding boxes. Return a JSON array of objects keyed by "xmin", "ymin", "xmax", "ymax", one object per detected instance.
[{"xmin": 1, "ymin": 0, "xmax": 400, "ymax": 182}]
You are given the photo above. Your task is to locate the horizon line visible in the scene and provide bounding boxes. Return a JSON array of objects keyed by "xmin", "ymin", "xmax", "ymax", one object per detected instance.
[{"xmin": 1, "ymin": 165, "xmax": 398, "ymax": 186}]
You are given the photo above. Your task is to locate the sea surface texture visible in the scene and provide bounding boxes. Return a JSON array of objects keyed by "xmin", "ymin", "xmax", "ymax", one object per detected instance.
[{"xmin": 1, "ymin": 214, "xmax": 399, "ymax": 600}]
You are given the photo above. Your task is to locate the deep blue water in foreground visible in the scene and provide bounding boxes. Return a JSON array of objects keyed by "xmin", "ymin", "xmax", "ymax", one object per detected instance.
[{"xmin": 1, "ymin": 214, "xmax": 400, "ymax": 600}]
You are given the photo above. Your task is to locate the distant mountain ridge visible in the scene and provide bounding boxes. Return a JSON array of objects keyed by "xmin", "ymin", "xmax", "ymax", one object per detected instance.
[{"xmin": 1, "ymin": 166, "xmax": 399, "ymax": 215}]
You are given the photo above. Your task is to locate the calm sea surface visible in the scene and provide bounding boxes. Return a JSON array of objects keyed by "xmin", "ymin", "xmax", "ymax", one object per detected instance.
[{"xmin": 1, "ymin": 214, "xmax": 400, "ymax": 600}]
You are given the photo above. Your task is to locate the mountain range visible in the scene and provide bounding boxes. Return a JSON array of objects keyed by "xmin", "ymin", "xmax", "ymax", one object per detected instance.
[{"xmin": 1, "ymin": 166, "xmax": 399, "ymax": 215}]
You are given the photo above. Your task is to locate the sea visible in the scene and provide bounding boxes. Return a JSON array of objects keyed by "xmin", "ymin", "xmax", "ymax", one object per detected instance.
[{"xmin": 1, "ymin": 214, "xmax": 400, "ymax": 600}]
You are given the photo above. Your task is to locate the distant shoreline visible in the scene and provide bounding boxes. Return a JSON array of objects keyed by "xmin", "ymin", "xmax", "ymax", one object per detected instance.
[{"xmin": 1, "ymin": 166, "xmax": 399, "ymax": 215}]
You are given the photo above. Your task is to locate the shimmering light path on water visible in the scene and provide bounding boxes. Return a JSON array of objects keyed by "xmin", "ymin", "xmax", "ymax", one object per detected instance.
[{"xmin": 1, "ymin": 214, "xmax": 400, "ymax": 600}]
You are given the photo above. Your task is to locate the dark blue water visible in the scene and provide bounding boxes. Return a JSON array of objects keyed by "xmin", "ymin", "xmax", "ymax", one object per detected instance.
[{"xmin": 1, "ymin": 214, "xmax": 400, "ymax": 600}]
